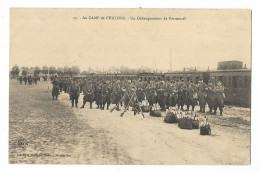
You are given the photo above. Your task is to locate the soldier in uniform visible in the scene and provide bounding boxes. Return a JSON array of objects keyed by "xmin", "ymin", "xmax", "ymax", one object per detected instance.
[
  {"xmin": 34, "ymin": 76, "xmax": 38, "ymax": 85},
  {"xmin": 68, "ymin": 78, "xmax": 80, "ymax": 107},
  {"xmin": 167, "ymin": 80, "xmax": 178, "ymax": 109},
  {"xmin": 81, "ymin": 79, "xmax": 95, "ymax": 109},
  {"xmin": 19, "ymin": 76, "xmax": 23, "ymax": 85},
  {"xmin": 28, "ymin": 75, "xmax": 32, "ymax": 85},
  {"xmin": 157, "ymin": 81, "xmax": 168, "ymax": 111},
  {"xmin": 101, "ymin": 81, "xmax": 112, "ymax": 110},
  {"xmin": 177, "ymin": 79, "xmax": 187, "ymax": 110},
  {"xmin": 147, "ymin": 80, "xmax": 157, "ymax": 111},
  {"xmin": 51, "ymin": 75, "xmax": 59, "ymax": 100},
  {"xmin": 95, "ymin": 81, "xmax": 103, "ymax": 109},
  {"xmin": 24, "ymin": 76, "xmax": 27, "ymax": 85},
  {"xmin": 213, "ymin": 81, "xmax": 225, "ymax": 115},
  {"xmin": 111, "ymin": 80, "xmax": 122, "ymax": 111},
  {"xmin": 186, "ymin": 79, "xmax": 197, "ymax": 111},
  {"xmin": 206, "ymin": 79, "xmax": 215, "ymax": 114},
  {"xmin": 197, "ymin": 78, "xmax": 207, "ymax": 113}
]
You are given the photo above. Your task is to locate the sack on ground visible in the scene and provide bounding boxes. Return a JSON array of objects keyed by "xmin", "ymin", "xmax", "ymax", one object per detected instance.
[
  {"xmin": 164, "ymin": 112, "xmax": 178, "ymax": 123},
  {"xmin": 178, "ymin": 117, "xmax": 193, "ymax": 129},
  {"xmin": 200, "ymin": 124, "xmax": 211, "ymax": 135},
  {"xmin": 191, "ymin": 120, "xmax": 199, "ymax": 129},
  {"xmin": 150, "ymin": 110, "xmax": 161, "ymax": 117}
]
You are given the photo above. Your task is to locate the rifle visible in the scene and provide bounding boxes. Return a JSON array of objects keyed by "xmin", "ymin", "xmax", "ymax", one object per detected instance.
[{"xmin": 110, "ymin": 94, "xmax": 126, "ymax": 113}]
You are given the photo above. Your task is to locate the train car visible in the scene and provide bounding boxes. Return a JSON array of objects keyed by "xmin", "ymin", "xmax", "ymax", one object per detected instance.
[
  {"xmin": 164, "ymin": 71, "xmax": 210, "ymax": 84},
  {"xmin": 138, "ymin": 72, "xmax": 164, "ymax": 81},
  {"xmin": 209, "ymin": 69, "xmax": 251, "ymax": 107}
]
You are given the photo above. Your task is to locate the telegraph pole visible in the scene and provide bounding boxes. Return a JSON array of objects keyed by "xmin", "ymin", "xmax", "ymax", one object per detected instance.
[{"xmin": 170, "ymin": 49, "xmax": 172, "ymax": 72}]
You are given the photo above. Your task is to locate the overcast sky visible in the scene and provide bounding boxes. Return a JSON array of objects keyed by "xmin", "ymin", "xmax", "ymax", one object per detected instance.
[{"xmin": 10, "ymin": 9, "xmax": 251, "ymax": 72}]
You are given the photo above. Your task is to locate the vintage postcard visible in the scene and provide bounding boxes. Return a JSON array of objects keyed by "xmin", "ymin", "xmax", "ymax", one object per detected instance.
[{"xmin": 9, "ymin": 8, "xmax": 251, "ymax": 165}]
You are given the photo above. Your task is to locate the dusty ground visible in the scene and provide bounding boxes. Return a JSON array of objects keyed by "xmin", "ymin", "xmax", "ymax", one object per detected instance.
[{"xmin": 9, "ymin": 79, "xmax": 250, "ymax": 165}]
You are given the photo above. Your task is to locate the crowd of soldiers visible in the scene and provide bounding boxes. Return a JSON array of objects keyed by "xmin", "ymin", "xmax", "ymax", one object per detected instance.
[
  {"xmin": 18, "ymin": 75, "xmax": 41, "ymax": 85},
  {"xmin": 51, "ymin": 76, "xmax": 225, "ymax": 115}
]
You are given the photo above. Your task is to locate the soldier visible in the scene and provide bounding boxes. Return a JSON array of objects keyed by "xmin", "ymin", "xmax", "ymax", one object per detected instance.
[
  {"xmin": 177, "ymin": 79, "xmax": 187, "ymax": 111},
  {"xmin": 24, "ymin": 76, "xmax": 27, "ymax": 85},
  {"xmin": 51, "ymin": 75, "xmax": 59, "ymax": 100},
  {"xmin": 157, "ymin": 81, "xmax": 168, "ymax": 111},
  {"xmin": 167, "ymin": 81, "xmax": 178, "ymax": 109},
  {"xmin": 147, "ymin": 80, "xmax": 157, "ymax": 111},
  {"xmin": 81, "ymin": 79, "xmax": 95, "ymax": 109},
  {"xmin": 34, "ymin": 76, "xmax": 38, "ymax": 85},
  {"xmin": 95, "ymin": 81, "xmax": 103, "ymax": 109},
  {"xmin": 28, "ymin": 75, "xmax": 33, "ymax": 85},
  {"xmin": 101, "ymin": 81, "xmax": 112, "ymax": 110},
  {"xmin": 111, "ymin": 80, "xmax": 122, "ymax": 111},
  {"xmin": 59, "ymin": 78, "xmax": 63, "ymax": 92},
  {"xmin": 206, "ymin": 79, "xmax": 215, "ymax": 114},
  {"xmin": 197, "ymin": 78, "xmax": 207, "ymax": 113},
  {"xmin": 19, "ymin": 76, "xmax": 23, "ymax": 85},
  {"xmin": 68, "ymin": 78, "xmax": 80, "ymax": 107},
  {"xmin": 213, "ymin": 81, "xmax": 225, "ymax": 115},
  {"xmin": 186, "ymin": 79, "xmax": 197, "ymax": 111}
]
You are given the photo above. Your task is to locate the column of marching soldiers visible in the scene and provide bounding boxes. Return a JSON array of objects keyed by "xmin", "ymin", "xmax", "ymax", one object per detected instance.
[{"xmin": 48, "ymin": 75, "xmax": 225, "ymax": 116}]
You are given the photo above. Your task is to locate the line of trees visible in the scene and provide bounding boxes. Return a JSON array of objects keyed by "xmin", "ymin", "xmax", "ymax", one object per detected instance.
[{"xmin": 10, "ymin": 65, "xmax": 81, "ymax": 77}]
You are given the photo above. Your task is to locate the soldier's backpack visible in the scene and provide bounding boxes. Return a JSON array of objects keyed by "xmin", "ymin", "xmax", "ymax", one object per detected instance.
[
  {"xmin": 200, "ymin": 124, "xmax": 211, "ymax": 135},
  {"xmin": 164, "ymin": 112, "xmax": 178, "ymax": 123},
  {"xmin": 178, "ymin": 117, "xmax": 193, "ymax": 129},
  {"xmin": 191, "ymin": 120, "xmax": 199, "ymax": 129},
  {"xmin": 141, "ymin": 106, "xmax": 150, "ymax": 112},
  {"xmin": 150, "ymin": 110, "xmax": 162, "ymax": 117}
]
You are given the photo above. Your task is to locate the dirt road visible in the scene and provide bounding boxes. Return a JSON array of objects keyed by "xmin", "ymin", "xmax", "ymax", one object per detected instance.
[{"xmin": 9, "ymin": 80, "xmax": 250, "ymax": 164}]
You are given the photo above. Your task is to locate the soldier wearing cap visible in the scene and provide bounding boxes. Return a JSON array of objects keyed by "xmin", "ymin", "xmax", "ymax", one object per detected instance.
[
  {"xmin": 177, "ymin": 78, "xmax": 187, "ymax": 111},
  {"xmin": 213, "ymin": 81, "xmax": 225, "ymax": 115},
  {"xmin": 186, "ymin": 79, "xmax": 197, "ymax": 111},
  {"xmin": 167, "ymin": 81, "xmax": 178, "ymax": 108},
  {"xmin": 51, "ymin": 75, "xmax": 60, "ymax": 100},
  {"xmin": 19, "ymin": 76, "xmax": 23, "ymax": 85},
  {"xmin": 81, "ymin": 79, "xmax": 95, "ymax": 109},
  {"xmin": 206, "ymin": 79, "xmax": 215, "ymax": 114},
  {"xmin": 68, "ymin": 78, "xmax": 80, "ymax": 107},
  {"xmin": 197, "ymin": 78, "xmax": 207, "ymax": 113},
  {"xmin": 111, "ymin": 80, "xmax": 121, "ymax": 111}
]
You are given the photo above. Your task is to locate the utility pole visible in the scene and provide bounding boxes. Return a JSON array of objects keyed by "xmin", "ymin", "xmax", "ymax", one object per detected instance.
[{"xmin": 170, "ymin": 49, "xmax": 172, "ymax": 72}]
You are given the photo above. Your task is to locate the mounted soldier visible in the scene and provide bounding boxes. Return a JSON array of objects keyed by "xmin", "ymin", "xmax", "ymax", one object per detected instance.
[
  {"xmin": 81, "ymin": 79, "xmax": 95, "ymax": 109},
  {"xmin": 68, "ymin": 78, "xmax": 80, "ymax": 107}
]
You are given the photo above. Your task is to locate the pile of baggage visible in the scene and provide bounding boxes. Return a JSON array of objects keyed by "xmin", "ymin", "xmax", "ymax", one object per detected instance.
[
  {"xmin": 150, "ymin": 103, "xmax": 162, "ymax": 117},
  {"xmin": 164, "ymin": 107, "xmax": 181, "ymax": 123},
  {"xmin": 177, "ymin": 111, "xmax": 199, "ymax": 129},
  {"xmin": 163, "ymin": 108, "xmax": 212, "ymax": 135}
]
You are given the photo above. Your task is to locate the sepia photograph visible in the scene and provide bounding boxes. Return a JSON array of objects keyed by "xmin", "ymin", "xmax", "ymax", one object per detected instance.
[{"xmin": 9, "ymin": 8, "xmax": 251, "ymax": 165}]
